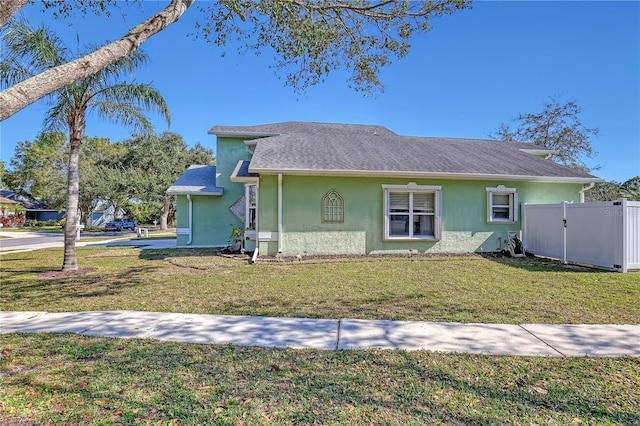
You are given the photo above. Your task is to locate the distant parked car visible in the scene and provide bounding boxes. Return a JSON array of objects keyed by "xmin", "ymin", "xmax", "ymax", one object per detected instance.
[{"xmin": 104, "ymin": 219, "xmax": 137, "ymax": 231}]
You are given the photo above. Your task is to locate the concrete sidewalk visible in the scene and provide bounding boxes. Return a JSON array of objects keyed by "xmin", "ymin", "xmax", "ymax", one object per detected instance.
[{"xmin": 1, "ymin": 311, "xmax": 638, "ymax": 357}]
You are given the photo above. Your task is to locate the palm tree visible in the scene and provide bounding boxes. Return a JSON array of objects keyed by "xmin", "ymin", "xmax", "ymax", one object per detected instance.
[{"xmin": 1, "ymin": 19, "xmax": 170, "ymax": 270}]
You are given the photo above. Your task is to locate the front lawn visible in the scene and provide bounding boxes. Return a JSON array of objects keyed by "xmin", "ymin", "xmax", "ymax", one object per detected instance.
[
  {"xmin": 1, "ymin": 333, "xmax": 638, "ymax": 425},
  {"xmin": 1, "ymin": 247, "xmax": 638, "ymax": 324}
]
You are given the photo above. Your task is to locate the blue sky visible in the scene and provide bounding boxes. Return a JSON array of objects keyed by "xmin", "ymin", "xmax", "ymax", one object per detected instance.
[{"xmin": 1, "ymin": 1, "xmax": 638, "ymax": 182}]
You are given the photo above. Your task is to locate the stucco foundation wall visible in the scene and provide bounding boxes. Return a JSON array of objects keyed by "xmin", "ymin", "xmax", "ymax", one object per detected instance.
[
  {"xmin": 256, "ymin": 175, "xmax": 584, "ymax": 256},
  {"xmin": 283, "ymin": 231, "xmax": 367, "ymax": 255}
]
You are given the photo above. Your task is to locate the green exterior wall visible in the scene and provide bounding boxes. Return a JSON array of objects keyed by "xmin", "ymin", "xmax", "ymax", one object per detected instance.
[
  {"xmin": 175, "ymin": 136, "xmax": 252, "ymax": 247},
  {"xmin": 256, "ymin": 175, "xmax": 584, "ymax": 256},
  {"xmin": 174, "ymin": 136, "xmax": 586, "ymax": 255}
]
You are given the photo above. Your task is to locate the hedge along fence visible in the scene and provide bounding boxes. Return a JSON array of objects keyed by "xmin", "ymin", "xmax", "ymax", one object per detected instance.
[{"xmin": 522, "ymin": 199, "xmax": 640, "ymax": 273}]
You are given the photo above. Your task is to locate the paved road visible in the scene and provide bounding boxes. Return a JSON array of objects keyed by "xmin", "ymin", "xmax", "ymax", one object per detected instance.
[
  {"xmin": 0, "ymin": 233, "xmax": 64, "ymax": 250},
  {"xmin": 0, "ymin": 231, "xmax": 137, "ymax": 252}
]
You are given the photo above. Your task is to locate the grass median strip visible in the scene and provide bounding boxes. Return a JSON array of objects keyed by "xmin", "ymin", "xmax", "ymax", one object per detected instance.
[{"xmin": 1, "ymin": 333, "xmax": 639, "ymax": 425}]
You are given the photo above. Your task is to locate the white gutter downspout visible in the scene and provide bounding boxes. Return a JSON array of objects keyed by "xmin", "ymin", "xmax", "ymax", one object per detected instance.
[
  {"xmin": 186, "ymin": 194, "xmax": 193, "ymax": 245},
  {"xmin": 579, "ymin": 181, "xmax": 595, "ymax": 203},
  {"xmin": 278, "ymin": 173, "xmax": 283, "ymax": 253}
]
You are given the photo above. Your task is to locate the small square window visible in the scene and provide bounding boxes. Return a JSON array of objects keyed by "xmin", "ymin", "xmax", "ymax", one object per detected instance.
[{"xmin": 487, "ymin": 187, "xmax": 518, "ymax": 223}]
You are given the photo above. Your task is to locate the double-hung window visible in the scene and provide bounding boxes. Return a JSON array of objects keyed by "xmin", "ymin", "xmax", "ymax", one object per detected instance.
[
  {"xmin": 486, "ymin": 186, "xmax": 518, "ymax": 223},
  {"xmin": 383, "ymin": 184, "xmax": 441, "ymax": 240}
]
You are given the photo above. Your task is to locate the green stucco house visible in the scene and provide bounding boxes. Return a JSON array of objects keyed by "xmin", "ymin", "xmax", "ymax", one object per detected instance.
[{"xmin": 167, "ymin": 122, "xmax": 600, "ymax": 257}]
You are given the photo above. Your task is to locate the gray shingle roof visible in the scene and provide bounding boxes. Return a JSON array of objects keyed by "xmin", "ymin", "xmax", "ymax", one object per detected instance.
[
  {"xmin": 210, "ymin": 122, "xmax": 600, "ymax": 182},
  {"xmin": 167, "ymin": 165, "xmax": 223, "ymax": 195}
]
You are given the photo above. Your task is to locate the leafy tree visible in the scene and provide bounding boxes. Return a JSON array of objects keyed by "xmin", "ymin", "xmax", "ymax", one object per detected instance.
[
  {"xmin": 584, "ymin": 177, "xmax": 640, "ymax": 202},
  {"xmin": 8, "ymin": 131, "xmax": 68, "ymax": 208},
  {"xmin": 0, "ymin": 0, "xmax": 471, "ymax": 120},
  {"xmin": 85, "ymin": 164, "xmax": 136, "ymax": 222},
  {"xmin": 77, "ymin": 137, "xmax": 129, "ymax": 225},
  {"xmin": 0, "ymin": 160, "xmax": 6, "ymax": 186},
  {"xmin": 1, "ymin": 20, "xmax": 169, "ymax": 271},
  {"xmin": 620, "ymin": 176, "xmax": 640, "ymax": 201},
  {"xmin": 585, "ymin": 181, "xmax": 622, "ymax": 202},
  {"xmin": 122, "ymin": 132, "xmax": 215, "ymax": 229},
  {"xmin": 6, "ymin": 133, "xmax": 124, "ymax": 225},
  {"xmin": 492, "ymin": 98, "xmax": 599, "ymax": 171}
]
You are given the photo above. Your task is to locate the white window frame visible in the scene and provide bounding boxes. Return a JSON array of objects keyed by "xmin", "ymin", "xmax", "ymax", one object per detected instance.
[
  {"xmin": 383, "ymin": 183, "xmax": 442, "ymax": 241},
  {"xmin": 245, "ymin": 183, "xmax": 258, "ymax": 239},
  {"xmin": 486, "ymin": 186, "xmax": 518, "ymax": 223}
]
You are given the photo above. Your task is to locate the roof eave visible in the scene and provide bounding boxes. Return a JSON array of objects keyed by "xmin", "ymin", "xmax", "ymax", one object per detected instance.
[
  {"xmin": 230, "ymin": 176, "xmax": 259, "ymax": 183},
  {"xmin": 166, "ymin": 188, "xmax": 223, "ymax": 196},
  {"xmin": 248, "ymin": 168, "xmax": 602, "ymax": 184},
  {"xmin": 208, "ymin": 129, "xmax": 281, "ymax": 138},
  {"xmin": 520, "ymin": 148, "xmax": 560, "ymax": 156},
  {"xmin": 229, "ymin": 160, "xmax": 259, "ymax": 183}
]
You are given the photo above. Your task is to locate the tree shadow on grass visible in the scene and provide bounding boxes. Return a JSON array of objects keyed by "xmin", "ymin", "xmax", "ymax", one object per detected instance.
[
  {"xmin": 480, "ymin": 252, "xmax": 616, "ymax": 274},
  {"xmin": 138, "ymin": 247, "xmax": 220, "ymax": 262},
  {"xmin": 1, "ymin": 265, "xmax": 161, "ymax": 306},
  {"xmin": 3, "ymin": 334, "xmax": 637, "ymax": 425}
]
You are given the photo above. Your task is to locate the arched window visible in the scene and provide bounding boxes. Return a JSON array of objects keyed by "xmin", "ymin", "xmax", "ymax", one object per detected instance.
[{"xmin": 322, "ymin": 190, "xmax": 344, "ymax": 223}]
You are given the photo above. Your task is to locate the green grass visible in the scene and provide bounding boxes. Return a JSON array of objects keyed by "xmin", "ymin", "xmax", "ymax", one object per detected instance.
[
  {"xmin": 1, "ymin": 247, "xmax": 638, "ymax": 324},
  {"xmin": 1, "ymin": 248, "xmax": 638, "ymax": 424},
  {"xmin": 1, "ymin": 333, "xmax": 638, "ymax": 425}
]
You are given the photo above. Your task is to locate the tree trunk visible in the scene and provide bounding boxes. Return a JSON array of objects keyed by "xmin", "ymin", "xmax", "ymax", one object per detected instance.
[
  {"xmin": 0, "ymin": 0, "xmax": 30, "ymax": 27},
  {"xmin": 62, "ymin": 141, "xmax": 80, "ymax": 271},
  {"xmin": 0, "ymin": 0, "xmax": 194, "ymax": 121},
  {"xmin": 61, "ymin": 113, "xmax": 86, "ymax": 271},
  {"xmin": 160, "ymin": 197, "xmax": 171, "ymax": 230},
  {"xmin": 81, "ymin": 205, "xmax": 93, "ymax": 226}
]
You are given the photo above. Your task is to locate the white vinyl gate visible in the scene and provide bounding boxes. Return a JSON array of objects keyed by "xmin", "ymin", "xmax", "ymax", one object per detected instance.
[{"xmin": 522, "ymin": 199, "xmax": 640, "ymax": 272}]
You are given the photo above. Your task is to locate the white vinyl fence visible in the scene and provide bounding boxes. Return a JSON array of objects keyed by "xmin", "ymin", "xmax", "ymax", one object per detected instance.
[{"xmin": 522, "ymin": 199, "xmax": 640, "ymax": 273}]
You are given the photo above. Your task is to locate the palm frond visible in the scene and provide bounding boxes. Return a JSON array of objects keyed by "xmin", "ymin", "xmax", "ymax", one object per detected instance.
[
  {"xmin": 1, "ymin": 18, "xmax": 69, "ymax": 79},
  {"xmin": 43, "ymin": 97, "xmax": 71, "ymax": 132},
  {"xmin": 93, "ymin": 82, "xmax": 171, "ymax": 126},
  {"xmin": 3, "ymin": 19, "xmax": 169, "ymax": 136},
  {"xmin": 92, "ymin": 102, "xmax": 154, "ymax": 134},
  {"xmin": 0, "ymin": 59, "xmax": 33, "ymax": 88}
]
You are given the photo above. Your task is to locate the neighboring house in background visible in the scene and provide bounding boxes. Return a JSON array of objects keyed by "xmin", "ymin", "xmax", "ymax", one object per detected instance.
[
  {"xmin": 90, "ymin": 202, "xmax": 125, "ymax": 226},
  {"xmin": 167, "ymin": 122, "xmax": 601, "ymax": 256},
  {"xmin": 0, "ymin": 189, "xmax": 63, "ymax": 222}
]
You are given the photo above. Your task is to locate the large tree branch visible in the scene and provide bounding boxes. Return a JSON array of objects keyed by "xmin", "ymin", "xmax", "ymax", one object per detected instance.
[
  {"xmin": 0, "ymin": 0, "xmax": 30, "ymax": 28},
  {"xmin": 0, "ymin": 0, "xmax": 193, "ymax": 122}
]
